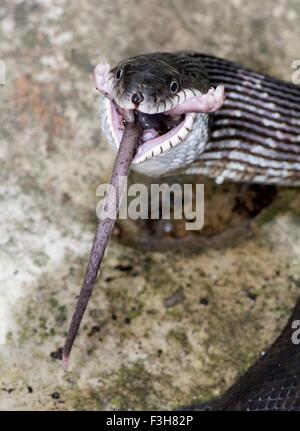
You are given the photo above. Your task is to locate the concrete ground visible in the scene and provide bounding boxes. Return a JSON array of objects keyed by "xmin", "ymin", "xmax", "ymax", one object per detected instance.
[{"xmin": 0, "ymin": 0, "xmax": 300, "ymax": 410}]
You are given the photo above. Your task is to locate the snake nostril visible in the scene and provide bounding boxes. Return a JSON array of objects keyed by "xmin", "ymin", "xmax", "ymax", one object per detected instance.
[{"xmin": 131, "ymin": 92, "xmax": 144, "ymax": 105}]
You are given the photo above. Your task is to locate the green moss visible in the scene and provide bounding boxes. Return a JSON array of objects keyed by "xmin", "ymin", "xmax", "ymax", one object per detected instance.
[
  {"xmin": 56, "ymin": 305, "xmax": 67, "ymax": 324},
  {"xmin": 102, "ymin": 361, "xmax": 157, "ymax": 410},
  {"xmin": 236, "ymin": 349, "xmax": 258, "ymax": 374},
  {"xmin": 167, "ymin": 329, "xmax": 191, "ymax": 353},
  {"xmin": 127, "ymin": 307, "xmax": 143, "ymax": 321},
  {"xmin": 32, "ymin": 251, "xmax": 49, "ymax": 268},
  {"xmin": 47, "ymin": 296, "xmax": 67, "ymax": 323},
  {"xmin": 166, "ymin": 308, "xmax": 183, "ymax": 318},
  {"xmin": 256, "ymin": 205, "xmax": 282, "ymax": 227},
  {"xmin": 48, "ymin": 297, "xmax": 59, "ymax": 308},
  {"xmin": 256, "ymin": 189, "xmax": 299, "ymax": 227},
  {"xmin": 188, "ymin": 386, "xmax": 219, "ymax": 406}
]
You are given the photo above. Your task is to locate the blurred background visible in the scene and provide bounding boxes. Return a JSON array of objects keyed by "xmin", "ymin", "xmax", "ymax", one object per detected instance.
[{"xmin": 1, "ymin": 0, "xmax": 300, "ymax": 410}]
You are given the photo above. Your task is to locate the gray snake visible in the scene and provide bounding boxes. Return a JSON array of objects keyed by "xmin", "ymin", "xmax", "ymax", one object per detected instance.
[{"xmin": 63, "ymin": 52, "xmax": 300, "ymax": 411}]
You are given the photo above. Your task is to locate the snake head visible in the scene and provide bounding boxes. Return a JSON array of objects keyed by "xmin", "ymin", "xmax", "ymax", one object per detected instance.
[
  {"xmin": 93, "ymin": 52, "xmax": 225, "ymax": 175},
  {"xmin": 110, "ymin": 54, "xmax": 186, "ymax": 112}
]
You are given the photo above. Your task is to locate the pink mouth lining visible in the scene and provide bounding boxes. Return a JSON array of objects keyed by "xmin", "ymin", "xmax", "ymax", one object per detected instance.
[
  {"xmin": 109, "ymin": 101, "xmax": 189, "ymax": 159},
  {"xmin": 135, "ymin": 119, "xmax": 187, "ymax": 157},
  {"xmin": 165, "ymin": 86, "xmax": 225, "ymax": 115}
]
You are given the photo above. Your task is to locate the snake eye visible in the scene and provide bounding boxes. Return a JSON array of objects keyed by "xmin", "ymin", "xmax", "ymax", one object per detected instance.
[
  {"xmin": 116, "ymin": 68, "xmax": 123, "ymax": 80},
  {"xmin": 170, "ymin": 80, "xmax": 179, "ymax": 94}
]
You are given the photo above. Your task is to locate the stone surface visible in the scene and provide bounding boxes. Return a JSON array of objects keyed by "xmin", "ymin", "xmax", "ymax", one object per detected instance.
[{"xmin": 0, "ymin": 0, "xmax": 300, "ymax": 410}]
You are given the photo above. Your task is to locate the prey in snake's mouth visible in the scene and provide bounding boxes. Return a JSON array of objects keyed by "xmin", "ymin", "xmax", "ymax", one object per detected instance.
[
  {"xmin": 105, "ymin": 98, "xmax": 197, "ymax": 163},
  {"xmin": 93, "ymin": 54, "xmax": 225, "ymax": 164}
]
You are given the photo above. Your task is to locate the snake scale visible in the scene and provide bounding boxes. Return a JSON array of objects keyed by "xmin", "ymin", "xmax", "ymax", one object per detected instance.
[{"xmin": 64, "ymin": 52, "xmax": 300, "ymax": 411}]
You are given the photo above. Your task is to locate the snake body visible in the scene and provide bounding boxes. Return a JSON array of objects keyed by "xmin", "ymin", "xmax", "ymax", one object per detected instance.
[
  {"xmin": 65, "ymin": 52, "xmax": 300, "ymax": 410},
  {"xmin": 187, "ymin": 54, "xmax": 300, "ymax": 186}
]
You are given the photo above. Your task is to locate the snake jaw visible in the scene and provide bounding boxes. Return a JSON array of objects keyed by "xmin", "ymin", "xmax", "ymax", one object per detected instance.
[
  {"xmin": 102, "ymin": 96, "xmax": 199, "ymax": 163},
  {"xmin": 134, "ymin": 112, "xmax": 197, "ymax": 163}
]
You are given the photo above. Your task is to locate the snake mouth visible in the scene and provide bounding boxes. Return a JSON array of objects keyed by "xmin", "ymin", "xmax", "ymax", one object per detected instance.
[{"xmin": 104, "ymin": 98, "xmax": 197, "ymax": 164}]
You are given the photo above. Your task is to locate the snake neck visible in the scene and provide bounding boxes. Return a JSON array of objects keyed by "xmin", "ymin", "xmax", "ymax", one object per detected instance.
[{"xmin": 180, "ymin": 53, "xmax": 300, "ymax": 186}]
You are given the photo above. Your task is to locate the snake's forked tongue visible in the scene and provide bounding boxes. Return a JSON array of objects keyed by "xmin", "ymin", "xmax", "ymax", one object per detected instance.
[{"xmin": 62, "ymin": 113, "xmax": 142, "ymax": 369}]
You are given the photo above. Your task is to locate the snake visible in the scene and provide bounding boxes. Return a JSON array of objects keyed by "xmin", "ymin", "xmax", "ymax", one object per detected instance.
[{"xmin": 63, "ymin": 51, "xmax": 300, "ymax": 410}]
